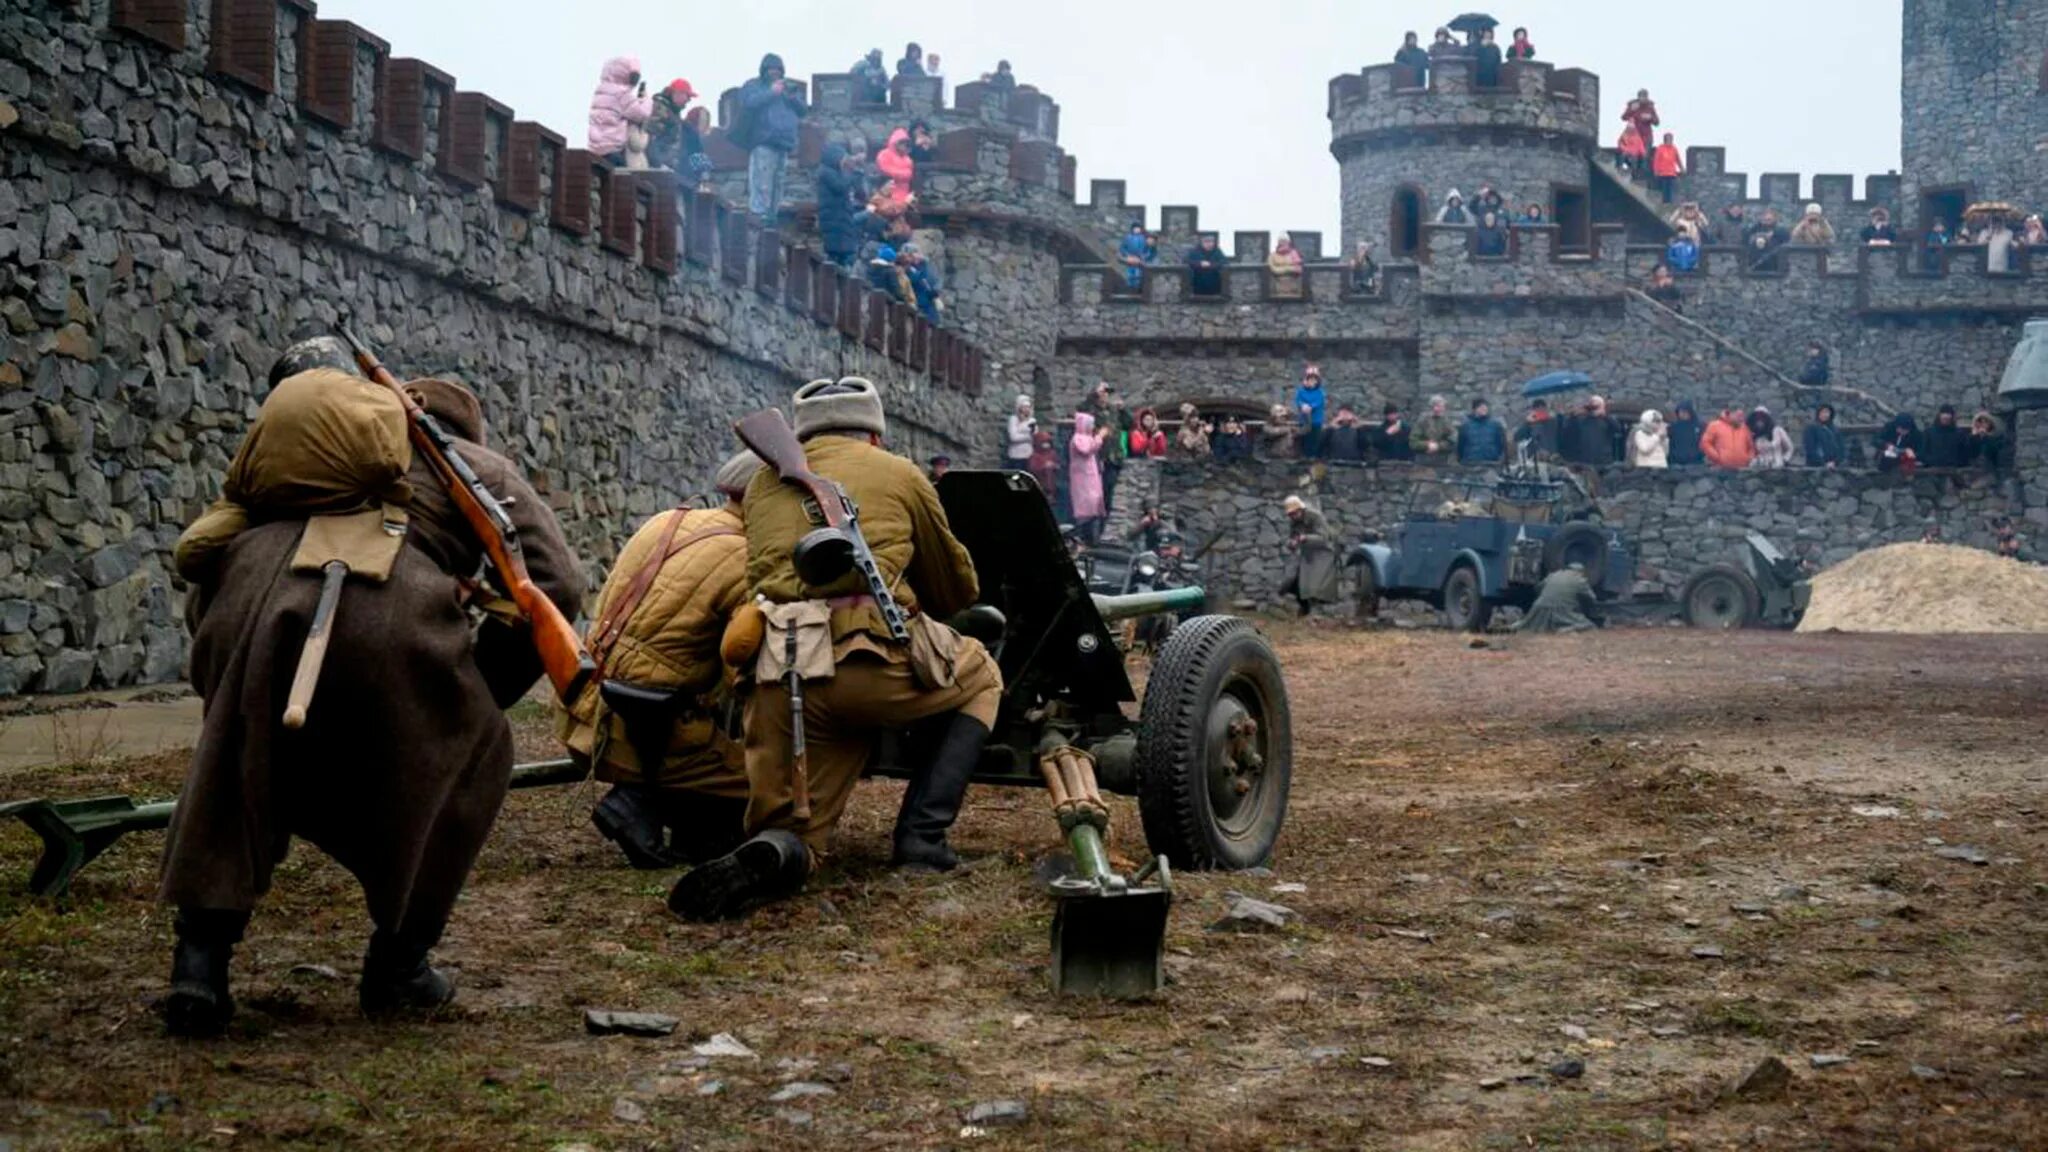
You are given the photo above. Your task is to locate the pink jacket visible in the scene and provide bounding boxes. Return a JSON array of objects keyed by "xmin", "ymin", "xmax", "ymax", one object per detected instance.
[
  {"xmin": 588, "ymin": 56, "xmax": 654, "ymax": 156},
  {"xmin": 1068, "ymin": 413, "xmax": 1105, "ymax": 520},
  {"xmin": 876, "ymin": 128, "xmax": 915, "ymax": 203}
]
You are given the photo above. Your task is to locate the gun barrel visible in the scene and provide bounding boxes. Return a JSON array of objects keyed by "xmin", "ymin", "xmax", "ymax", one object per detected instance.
[{"xmin": 1092, "ymin": 586, "xmax": 1207, "ymax": 623}]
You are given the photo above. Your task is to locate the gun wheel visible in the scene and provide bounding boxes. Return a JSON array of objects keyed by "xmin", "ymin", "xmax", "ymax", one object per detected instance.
[
  {"xmin": 1136, "ymin": 616, "xmax": 1292, "ymax": 870},
  {"xmin": 1682, "ymin": 564, "xmax": 1761, "ymax": 629}
]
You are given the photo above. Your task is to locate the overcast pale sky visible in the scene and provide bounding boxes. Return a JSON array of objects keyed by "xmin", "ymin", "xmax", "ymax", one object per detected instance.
[{"xmin": 319, "ymin": 0, "xmax": 1905, "ymax": 239}]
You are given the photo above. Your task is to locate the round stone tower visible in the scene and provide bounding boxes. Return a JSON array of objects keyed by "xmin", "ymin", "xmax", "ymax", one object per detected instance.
[
  {"xmin": 1900, "ymin": 0, "xmax": 2048, "ymax": 222},
  {"xmin": 1328, "ymin": 55, "xmax": 1601, "ymax": 257}
]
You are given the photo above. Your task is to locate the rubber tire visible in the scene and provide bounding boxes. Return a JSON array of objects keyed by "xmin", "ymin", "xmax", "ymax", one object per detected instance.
[
  {"xmin": 1442, "ymin": 566, "xmax": 1494, "ymax": 633},
  {"xmin": 1353, "ymin": 563, "xmax": 1381, "ymax": 620},
  {"xmin": 1136, "ymin": 616, "xmax": 1292, "ymax": 870},
  {"xmin": 1543, "ymin": 523, "xmax": 1613, "ymax": 590},
  {"xmin": 1681, "ymin": 564, "xmax": 1761, "ymax": 629}
]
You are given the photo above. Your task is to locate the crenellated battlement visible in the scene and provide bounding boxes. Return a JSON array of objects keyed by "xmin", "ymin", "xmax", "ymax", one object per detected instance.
[
  {"xmin": 1664, "ymin": 148, "xmax": 1906, "ymax": 228},
  {"xmin": 1328, "ymin": 57, "xmax": 1600, "ymax": 158},
  {"xmin": 716, "ymin": 75, "xmax": 1058, "ymax": 143}
]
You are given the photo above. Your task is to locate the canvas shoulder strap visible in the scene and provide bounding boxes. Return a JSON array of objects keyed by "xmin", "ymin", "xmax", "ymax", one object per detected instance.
[{"xmin": 590, "ymin": 512, "xmax": 741, "ymax": 672}]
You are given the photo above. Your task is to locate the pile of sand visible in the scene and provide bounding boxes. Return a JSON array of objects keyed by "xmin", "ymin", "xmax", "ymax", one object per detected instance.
[{"xmin": 1797, "ymin": 542, "xmax": 2048, "ymax": 634}]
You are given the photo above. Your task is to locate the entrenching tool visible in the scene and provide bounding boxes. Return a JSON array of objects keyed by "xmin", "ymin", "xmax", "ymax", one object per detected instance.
[
  {"xmin": 281, "ymin": 560, "xmax": 349, "ymax": 729},
  {"xmin": 2, "ymin": 760, "xmax": 584, "ymax": 898}
]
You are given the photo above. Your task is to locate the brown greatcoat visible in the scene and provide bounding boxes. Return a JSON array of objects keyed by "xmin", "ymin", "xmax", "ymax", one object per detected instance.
[
  {"xmin": 557, "ymin": 504, "xmax": 750, "ymax": 796},
  {"xmin": 159, "ymin": 390, "xmax": 584, "ymax": 943}
]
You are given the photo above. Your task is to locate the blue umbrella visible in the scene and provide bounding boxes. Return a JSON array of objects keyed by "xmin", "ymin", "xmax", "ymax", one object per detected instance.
[{"xmin": 1521, "ymin": 371, "xmax": 1594, "ymax": 400}]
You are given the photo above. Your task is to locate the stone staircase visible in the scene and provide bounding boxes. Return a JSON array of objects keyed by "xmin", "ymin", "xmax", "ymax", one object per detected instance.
[
  {"xmin": 1590, "ymin": 154, "xmax": 1676, "ymax": 234},
  {"xmin": 1624, "ymin": 288, "xmax": 1897, "ymax": 424}
]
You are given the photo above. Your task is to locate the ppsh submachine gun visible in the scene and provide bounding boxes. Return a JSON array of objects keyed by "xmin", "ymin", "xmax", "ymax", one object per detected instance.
[{"xmin": 4, "ymin": 472, "xmax": 1293, "ymax": 1000}]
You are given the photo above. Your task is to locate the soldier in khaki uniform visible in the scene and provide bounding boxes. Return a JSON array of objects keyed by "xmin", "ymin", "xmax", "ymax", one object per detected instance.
[
  {"xmin": 558, "ymin": 452, "xmax": 762, "ymax": 868},
  {"xmin": 668, "ymin": 379, "xmax": 1002, "ymax": 922}
]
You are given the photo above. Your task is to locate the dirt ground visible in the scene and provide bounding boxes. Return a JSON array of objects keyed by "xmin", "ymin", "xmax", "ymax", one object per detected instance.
[{"xmin": 2, "ymin": 624, "xmax": 2046, "ymax": 1151}]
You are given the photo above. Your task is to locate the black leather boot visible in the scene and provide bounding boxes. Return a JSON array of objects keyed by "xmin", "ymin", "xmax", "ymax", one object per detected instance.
[
  {"xmin": 891, "ymin": 714, "xmax": 990, "ymax": 872},
  {"xmin": 163, "ymin": 908, "xmax": 250, "ymax": 1038},
  {"xmin": 658, "ymin": 793, "xmax": 752, "ymax": 866},
  {"xmin": 358, "ymin": 930, "xmax": 456, "ymax": 1017},
  {"xmin": 666, "ymin": 830, "xmax": 810, "ymax": 922},
  {"xmin": 592, "ymin": 784, "xmax": 674, "ymax": 870}
]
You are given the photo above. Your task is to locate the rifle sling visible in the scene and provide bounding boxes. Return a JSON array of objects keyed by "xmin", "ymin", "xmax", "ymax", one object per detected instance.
[{"xmin": 589, "ymin": 516, "xmax": 742, "ymax": 675}]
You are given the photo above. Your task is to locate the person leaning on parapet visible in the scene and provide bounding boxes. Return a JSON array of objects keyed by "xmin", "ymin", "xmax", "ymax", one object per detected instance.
[
  {"xmin": 1188, "ymin": 234, "xmax": 1227, "ymax": 297},
  {"xmin": 1457, "ymin": 398, "xmax": 1507, "ymax": 465},
  {"xmin": 1129, "ymin": 408, "xmax": 1169, "ymax": 459},
  {"xmin": 560, "ymin": 453, "xmax": 762, "ymax": 871},
  {"xmin": 1561, "ymin": 396, "xmax": 1621, "ymax": 469},
  {"xmin": 1629, "ymin": 410, "xmax": 1670, "ymax": 468},
  {"xmin": 1348, "ymin": 241, "xmax": 1380, "ymax": 294},
  {"xmin": 1268, "ymin": 234, "xmax": 1305, "ymax": 298},
  {"xmin": 1920, "ymin": 217, "xmax": 1953, "ymax": 273},
  {"xmin": 1410, "ymin": 395, "xmax": 1456, "ymax": 462},
  {"xmin": 1515, "ymin": 399, "xmax": 1559, "ymax": 462},
  {"xmin": 667, "ymin": 379, "xmax": 1004, "ymax": 922},
  {"xmin": 1213, "ymin": 414, "xmax": 1253, "ymax": 462},
  {"xmin": 850, "ymin": 49, "xmax": 890, "ymax": 104},
  {"xmin": 1514, "ymin": 563, "xmax": 1603, "ymax": 634},
  {"xmin": 158, "ymin": 337, "xmax": 585, "ymax": 1037},
  {"xmin": 1746, "ymin": 209, "xmax": 1791, "ymax": 273},
  {"xmin": 1176, "ymin": 402, "xmax": 1213, "ymax": 458},
  {"xmin": 1756, "ymin": 406, "xmax": 1800, "ymax": 471},
  {"xmin": 1474, "ymin": 211, "xmax": 1510, "ymax": 257},
  {"xmin": 1790, "ymin": 203, "xmax": 1836, "ymax": 247},
  {"xmin": 1668, "ymin": 201, "xmax": 1711, "ymax": 244},
  {"xmin": 867, "ymin": 244, "xmax": 912, "ymax": 302},
  {"xmin": 1518, "ymin": 202, "xmax": 1547, "ymax": 228},
  {"xmin": 1700, "ymin": 406, "xmax": 1757, "ymax": 470},
  {"xmin": 984, "ymin": 59, "xmax": 1019, "ymax": 92},
  {"xmin": 1803, "ymin": 404, "xmax": 1846, "ymax": 468},
  {"xmin": 1474, "ymin": 27, "xmax": 1504, "ymax": 88},
  {"xmin": 1375, "ymin": 403, "xmax": 1414, "ymax": 462},
  {"xmin": 1666, "ymin": 401, "xmax": 1705, "ymax": 466},
  {"xmin": 1119, "ymin": 223, "xmax": 1153, "ymax": 292},
  {"xmin": 1324, "ymin": 406, "xmax": 1367, "ymax": 463},
  {"xmin": 1861, "ymin": 207, "xmax": 1900, "ymax": 246},
  {"xmin": 644, "ymin": 79, "xmax": 702, "ymax": 177},
  {"xmin": 737, "ymin": 53, "xmax": 806, "ymax": 220},
  {"xmin": 1263, "ymin": 403, "xmax": 1301, "ymax": 460},
  {"xmin": 1473, "ymin": 184, "xmax": 1508, "ymax": 220},
  {"xmin": 1922, "ymin": 404, "xmax": 1973, "ymax": 468},
  {"xmin": 1395, "ymin": 31, "xmax": 1432, "ymax": 86},
  {"xmin": 1651, "ymin": 133, "xmax": 1684, "ymax": 204},
  {"xmin": 1507, "ymin": 26, "xmax": 1537, "ymax": 61},
  {"xmin": 817, "ymin": 143, "xmax": 867, "ymax": 269},
  {"xmin": 587, "ymin": 56, "xmax": 655, "ymax": 168},
  {"xmin": 1969, "ymin": 411, "xmax": 2009, "ymax": 472},
  {"xmin": 1280, "ymin": 496, "xmax": 1340, "ymax": 618},
  {"xmin": 1428, "ymin": 27, "xmax": 1461, "ymax": 61},
  {"xmin": 1875, "ymin": 411, "xmax": 1923, "ymax": 474},
  {"xmin": 1294, "ymin": 363, "xmax": 1328, "ymax": 458},
  {"xmin": 897, "ymin": 43, "xmax": 927, "ymax": 80},
  {"xmin": 1436, "ymin": 190, "xmax": 1472, "ymax": 226}
]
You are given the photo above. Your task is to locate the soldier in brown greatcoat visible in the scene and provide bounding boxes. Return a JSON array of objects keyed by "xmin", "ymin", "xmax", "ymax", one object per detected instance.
[{"xmin": 157, "ymin": 338, "xmax": 583, "ymax": 1036}]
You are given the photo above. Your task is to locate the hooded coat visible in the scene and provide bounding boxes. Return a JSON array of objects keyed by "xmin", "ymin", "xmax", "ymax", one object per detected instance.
[
  {"xmin": 1748, "ymin": 408, "xmax": 1795, "ymax": 468},
  {"xmin": 739, "ymin": 54, "xmax": 804, "ymax": 154},
  {"xmin": 588, "ymin": 56, "xmax": 655, "ymax": 157},
  {"xmin": 160, "ymin": 389, "xmax": 584, "ymax": 938},
  {"xmin": 1068, "ymin": 413, "xmax": 1107, "ymax": 520},
  {"xmin": 816, "ymin": 143, "xmax": 864, "ymax": 258},
  {"xmin": 1667, "ymin": 405, "xmax": 1704, "ymax": 466},
  {"xmin": 1802, "ymin": 407, "xmax": 1846, "ymax": 467},
  {"xmin": 1875, "ymin": 413, "xmax": 1922, "ymax": 472},
  {"xmin": 1436, "ymin": 190, "xmax": 1472, "ymax": 225},
  {"xmin": 1629, "ymin": 411, "xmax": 1670, "ymax": 468},
  {"xmin": 875, "ymin": 128, "xmax": 916, "ymax": 203},
  {"xmin": 1922, "ymin": 408, "xmax": 1972, "ymax": 468}
]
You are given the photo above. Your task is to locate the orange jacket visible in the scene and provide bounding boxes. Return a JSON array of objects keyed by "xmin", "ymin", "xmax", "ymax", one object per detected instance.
[
  {"xmin": 1652, "ymin": 144, "xmax": 1683, "ymax": 179},
  {"xmin": 1700, "ymin": 417, "xmax": 1756, "ymax": 469}
]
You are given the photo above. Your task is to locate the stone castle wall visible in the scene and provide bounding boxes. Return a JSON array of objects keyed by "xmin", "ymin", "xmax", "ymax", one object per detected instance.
[
  {"xmin": 1901, "ymin": 0, "xmax": 2048, "ymax": 217},
  {"xmin": 0, "ymin": 0, "xmax": 992, "ymax": 695}
]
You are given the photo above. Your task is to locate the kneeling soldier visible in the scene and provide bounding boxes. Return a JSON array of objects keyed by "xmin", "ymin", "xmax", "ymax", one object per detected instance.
[
  {"xmin": 560, "ymin": 452, "xmax": 762, "ymax": 868},
  {"xmin": 669, "ymin": 378, "xmax": 1002, "ymax": 921},
  {"xmin": 157, "ymin": 338, "xmax": 583, "ymax": 1036}
]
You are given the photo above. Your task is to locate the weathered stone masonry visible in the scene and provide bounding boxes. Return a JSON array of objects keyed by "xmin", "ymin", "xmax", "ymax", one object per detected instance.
[{"xmin": 0, "ymin": 0, "xmax": 993, "ymax": 695}]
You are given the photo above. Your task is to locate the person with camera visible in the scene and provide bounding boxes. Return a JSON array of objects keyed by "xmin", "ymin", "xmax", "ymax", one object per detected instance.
[
  {"xmin": 736, "ymin": 53, "xmax": 807, "ymax": 219},
  {"xmin": 1006, "ymin": 395, "xmax": 1037, "ymax": 469}
]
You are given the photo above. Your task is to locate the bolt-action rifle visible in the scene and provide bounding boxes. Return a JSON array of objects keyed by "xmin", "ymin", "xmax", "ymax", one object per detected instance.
[{"xmin": 343, "ymin": 330, "xmax": 595, "ymax": 704}]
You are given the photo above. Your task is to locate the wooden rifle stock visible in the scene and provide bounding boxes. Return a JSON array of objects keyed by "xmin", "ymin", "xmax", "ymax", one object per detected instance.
[{"xmin": 341, "ymin": 330, "xmax": 595, "ymax": 705}]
